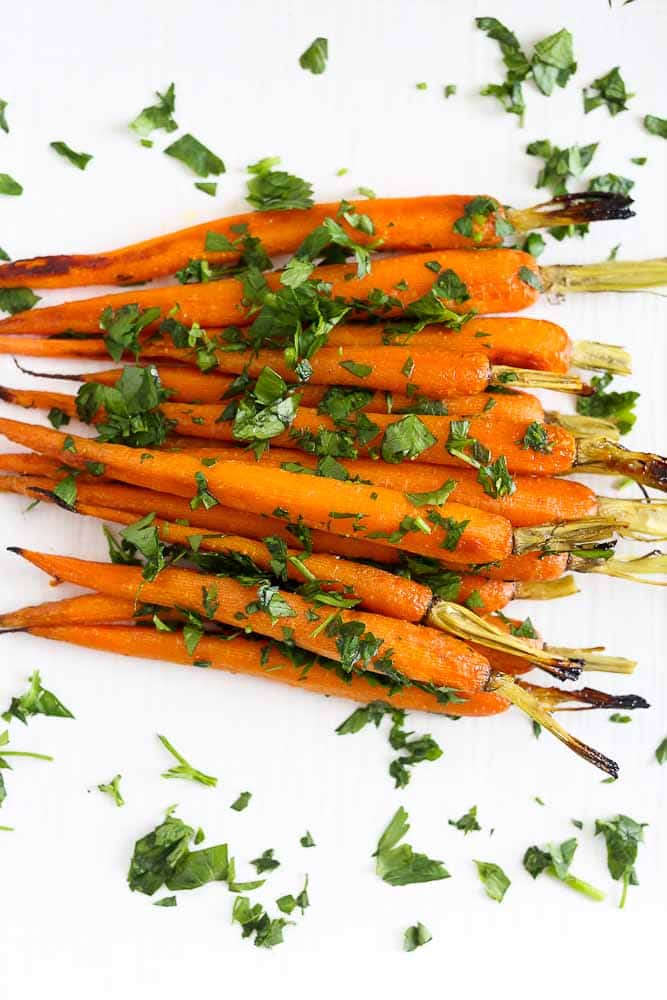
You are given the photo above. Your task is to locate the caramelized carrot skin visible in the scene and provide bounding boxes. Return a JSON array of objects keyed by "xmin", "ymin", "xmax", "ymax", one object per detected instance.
[
  {"xmin": 0, "ymin": 249, "xmax": 541, "ymax": 335},
  {"xmin": 439, "ymin": 552, "xmax": 570, "ymax": 582},
  {"xmin": 26, "ymin": 625, "xmax": 510, "ymax": 717},
  {"xmin": 327, "ymin": 317, "xmax": 573, "ymax": 374},
  {"xmin": 0, "ymin": 420, "xmax": 515, "ymax": 566},
  {"xmin": 15, "ymin": 550, "xmax": 491, "ymax": 692},
  {"xmin": 0, "ymin": 592, "xmax": 140, "ymax": 629},
  {"xmin": 0, "ymin": 195, "xmax": 504, "ymax": 289}
]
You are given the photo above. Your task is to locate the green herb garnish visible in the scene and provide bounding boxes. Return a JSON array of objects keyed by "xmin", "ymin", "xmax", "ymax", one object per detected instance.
[
  {"xmin": 373, "ymin": 806, "xmax": 450, "ymax": 886},
  {"xmin": 2, "ymin": 670, "xmax": 73, "ymax": 725},
  {"xmin": 246, "ymin": 158, "xmax": 314, "ymax": 211},
  {"xmin": 583, "ymin": 67, "xmax": 633, "ymax": 116},
  {"xmin": 0, "ymin": 288, "xmax": 40, "ymax": 315},
  {"xmin": 231, "ymin": 791, "xmax": 252, "ymax": 812},
  {"xmin": 474, "ymin": 861, "xmax": 510, "ymax": 901},
  {"xmin": 644, "ymin": 115, "xmax": 667, "ymax": 139},
  {"xmin": 449, "ymin": 805, "xmax": 481, "ymax": 834},
  {"xmin": 157, "ymin": 733, "xmax": 218, "ymax": 787},
  {"xmin": 576, "ymin": 373, "xmax": 639, "ymax": 435},
  {"xmin": 50, "ymin": 141, "xmax": 93, "ymax": 170},
  {"xmin": 130, "ymin": 83, "xmax": 177, "ymax": 137},
  {"xmin": 404, "ymin": 923, "xmax": 432, "ymax": 951},
  {"xmin": 165, "ymin": 134, "xmax": 225, "ymax": 177},
  {"xmin": 98, "ymin": 774, "xmax": 124, "ymax": 807},
  {"xmin": 0, "ymin": 174, "xmax": 22, "ymax": 196},
  {"xmin": 523, "ymin": 838, "xmax": 605, "ymax": 901},
  {"xmin": 595, "ymin": 814, "xmax": 646, "ymax": 908},
  {"xmin": 299, "ymin": 36, "xmax": 328, "ymax": 74}
]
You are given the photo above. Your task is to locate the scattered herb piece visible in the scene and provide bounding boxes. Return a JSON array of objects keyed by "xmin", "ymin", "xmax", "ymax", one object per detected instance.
[
  {"xmin": 232, "ymin": 895, "xmax": 293, "ymax": 948},
  {"xmin": 231, "ymin": 791, "xmax": 252, "ymax": 812},
  {"xmin": 576, "ymin": 373, "xmax": 639, "ymax": 435},
  {"xmin": 449, "ymin": 805, "xmax": 481, "ymax": 834},
  {"xmin": 644, "ymin": 115, "xmax": 667, "ymax": 139},
  {"xmin": 0, "ymin": 99, "xmax": 8, "ymax": 133},
  {"xmin": 0, "ymin": 247, "xmax": 9, "ymax": 261},
  {"xmin": 0, "ymin": 174, "xmax": 22, "ymax": 196},
  {"xmin": 157, "ymin": 733, "xmax": 217, "ymax": 787},
  {"xmin": 474, "ymin": 861, "xmax": 510, "ymax": 902},
  {"xmin": 381, "ymin": 414, "xmax": 437, "ymax": 463},
  {"xmin": 595, "ymin": 814, "xmax": 646, "ymax": 908},
  {"xmin": 523, "ymin": 838, "xmax": 605, "ymax": 901},
  {"xmin": 609, "ymin": 713, "xmax": 631, "ymax": 724},
  {"xmin": 630, "ymin": 156, "xmax": 646, "ymax": 165},
  {"xmin": 374, "ymin": 806, "xmax": 450, "ymax": 885},
  {"xmin": 518, "ymin": 265, "xmax": 543, "ymax": 291},
  {"xmin": 300, "ymin": 830, "xmax": 316, "ymax": 848},
  {"xmin": 164, "ymin": 134, "xmax": 225, "ymax": 177},
  {"xmin": 97, "ymin": 774, "xmax": 124, "ymax": 807},
  {"xmin": 519, "ymin": 421, "xmax": 553, "ymax": 453},
  {"xmin": 50, "ymin": 141, "xmax": 93, "ymax": 170},
  {"xmin": 405, "ymin": 479, "xmax": 456, "ymax": 507},
  {"xmin": 522, "ymin": 232, "xmax": 546, "ymax": 258},
  {"xmin": 443, "ymin": 84, "xmax": 457, "ymax": 98},
  {"xmin": 526, "ymin": 139, "xmax": 598, "ymax": 197},
  {"xmin": 404, "ymin": 922, "xmax": 432, "ymax": 951},
  {"xmin": 153, "ymin": 896, "xmax": 177, "ymax": 907},
  {"xmin": 195, "ymin": 182, "xmax": 217, "ymax": 196},
  {"xmin": 127, "ymin": 808, "xmax": 196, "ymax": 895},
  {"xmin": 246, "ymin": 159, "xmax": 314, "ymax": 211},
  {"xmin": 589, "ymin": 173, "xmax": 634, "ymax": 196},
  {"xmin": 47, "ymin": 407, "xmax": 70, "ymax": 430},
  {"xmin": 251, "ymin": 848, "xmax": 280, "ymax": 874},
  {"xmin": 0, "ymin": 288, "xmax": 40, "ymax": 315},
  {"xmin": 583, "ymin": 67, "xmax": 633, "ymax": 116},
  {"xmin": 299, "ymin": 37, "xmax": 328, "ymax": 74},
  {"xmin": 98, "ymin": 304, "xmax": 161, "ymax": 362},
  {"xmin": 2, "ymin": 670, "xmax": 74, "ymax": 724},
  {"xmin": 656, "ymin": 737, "xmax": 667, "ymax": 764},
  {"xmin": 416, "ymin": 82, "xmax": 428, "ymax": 90},
  {"xmin": 129, "ymin": 83, "xmax": 177, "ymax": 137}
]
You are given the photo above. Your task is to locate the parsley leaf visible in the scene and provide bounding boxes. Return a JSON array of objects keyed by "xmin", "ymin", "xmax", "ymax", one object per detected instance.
[
  {"xmin": 444, "ymin": 419, "xmax": 515, "ymax": 498},
  {"xmin": 474, "ymin": 861, "xmax": 510, "ymax": 902},
  {"xmin": 644, "ymin": 115, "xmax": 667, "ymax": 139},
  {"xmin": 0, "ymin": 288, "xmax": 40, "ymax": 315},
  {"xmin": 195, "ymin": 182, "xmax": 217, "ymax": 197},
  {"xmin": 655, "ymin": 737, "xmax": 667, "ymax": 764},
  {"xmin": 518, "ymin": 265, "xmax": 543, "ymax": 291},
  {"xmin": 164, "ymin": 134, "xmax": 225, "ymax": 177},
  {"xmin": 381, "ymin": 414, "xmax": 437, "ymax": 463},
  {"xmin": 453, "ymin": 196, "xmax": 514, "ymax": 242},
  {"xmin": 153, "ymin": 896, "xmax": 177, "ymax": 907},
  {"xmin": 583, "ymin": 67, "xmax": 633, "ymax": 116},
  {"xmin": 47, "ymin": 407, "xmax": 70, "ymax": 430},
  {"xmin": 523, "ymin": 838, "xmax": 604, "ymax": 901},
  {"xmin": 232, "ymin": 895, "xmax": 293, "ymax": 949},
  {"xmin": 519, "ymin": 421, "xmax": 553, "ymax": 453},
  {"xmin": 405, "ymin": 479, "xmax": 456, "ymax": 507},
  {"xmin": 0, "ymin": 174, "xmax": 22, "ymax": 196},
  {"xmin": 97, "ymin": 774, "xmax": 124, "ymax": 807},
  {"xmin": 595, "ymin": 814, "xmax": 646, "ymax": 908},
  {"xmin": 527, "ymin": 139, "xmax": 598, "ymax": 197},
  {"xmin": 449, "ymin": 805, "xmax": 481, "ymax": 835},
  {"xmin": 50, "ymin": 141, "xmax": 93, "ymax": 170},
  {"xmin": 299, "ymin": 37, "xmax": 328, "ymax": 74},
  {"xmin": 53, "ymin": 472, "xmax": 78, "ymax": 508},
  {"xmin": 2, "ymin": 670, "xmax": 74, "ymax": 724},
  {"xmin": 99, "ymin": 303, "xmax": 161, "ymax": 362},
  {"xmin": 404, "ymin": 923, "xmax": 432, "ymax": 952},
  {"xmin": 576, "ymin": 373, "xmax": 639, "ymax": 435},
  {"xmin": 300, "ymin": 830, "xmax": 316, "ymax": 847},
  {"xmin": 589, "ymin": 173, "xmax": 634, "ymax": 196},
  {"xmin": 246, "ymin": 159, "xmax": 314, "ymax": 211},
  {"xmin": 127, "ymin": 808, "xmax": 195, "ymax": 895},
  {"xmin": 374, "ymin": 806, "xmax": 450, "ymax": 886},
  {"xmin": 251, "ymin": 849, "xmax": 280, "ymax": 874},
  {"xmin": 129, "ymin": 83, "xmax": 177, "ymax": 137},
  {"xmin": 0, "ymin": 99, "xmax": 8, "ymax": 133},
  {"xmin": 77, "ymin": 365, "xmax": 174, "ymax": 448},
  {"xmin": 157, "ymin": 733, "xmax": 218, "ymax": 787}
]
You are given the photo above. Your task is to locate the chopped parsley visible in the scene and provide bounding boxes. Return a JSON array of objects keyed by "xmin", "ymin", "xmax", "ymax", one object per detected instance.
[
  {"xmin": 526, "ymin": 139, "xmax": 598, "ymax": 197},
  {"xmin": 190, "ymin": 471, "xmax": 219, "ymax": 510},
  {"xmin": 453, "ymin": 196, "xmax": 514, "ymax": 242},
  {"xmin": 0, "ymin": 99, "xmax": 8, "ymax": 133},
  {"xmin": 300, "ymin": 831, "xmax": 316, "ymax": 847},
  {"xmin": 246, "ymin": 157, "xmax": 314, "ymax": 211},
  {"xmin": 583, "ymin": 67, "xmax": 634, "ymax": 116},
  {"xmin": 99, "ymin": 303, "xmax": 161, "ymax": 362},
  {"xmin": 589, "ymin": 173, "xmax": 634, "ymax": 196},
  {"xmin": 522, "ymin": 233, "xmax": 546, "ymax": 258},
  {"xmin": 129, "ymin": 83, "xmax": 177, "ymax": 137},
  {"xmin": 276, "ymin": 875, "xmax": 310, "ymax": 915},
  {"xmin": 153, "ymin": 896, "xmax": 177, "ymax": 907},
  {"xmin": 595, "ymin": 814, "xmax": 646, "ymax": 908},
  {"xmin": 0, "ymin": 174, "xmax": 22, "ymax": 196},
  {"xmin": 449, "ymin": 805, "xmax": 481, "ymax": 834},
  {"xmin": 195, "ymin": 182, "xmax": 217, "ymax": 197},
  {"xmin": 50, "ymin": 141, "xmax": 93, "ymax": 170},
  {"xmin": 339, "ymin": 359, "xmax": 373, "ymax": 379},
  {"xmin": 519, "ymin": 421, "xmax": 553, "ymax": 453},
  {"xmin": 164, "ymin": 134, "xmax": 225, "ymax": 177},
  {"xmin": 232, "ymin": 895, "xmax": 293, "ymax": 949},
  {"xmin": 576, "ymin": 373, "xmax": 639, "ymax": 435},
  {"xmin": 231, "ymin": 791, "xmax": 252, "ymax": 812},
  {"xmin": 77, "ymin": 365, "xmax": 174, "ymax": 448},
  {"xmin": 0, "ymin": 728, "xmax": 53, "ymax": 808},
  {"xmin": 405, "ymin": 479, "xmax": 456, "ymax": 507},
  {"xmin": 251, "ymin": 849, "xmax": 280, "ymax": 874},
  {"xmin": 444, "ymin": 84, "xmax": 457, "ymax": 98},
  {"xmin": 445, "ymin": 419, "xmax": 516, "ymax": 498},
  {"xmin": 97, "ymin": 774, "xmax": 124, "ymax": 807},
  {"xmin": 523, "ymin": 838, "xmax": 604, "ymax": 901},
  {"xmin": 0, "ymin": 288, "xmax": 40, "ymax": 315},
  {"xmin": 380, "ymin": 414, "xmax": 437, "ymax": 463},
  {"xmin": 299, "ymin": 36, "xmax": 328, "ymax": 74},
  {"xmin": 157, "ymin": 733, "xmax": 218, "ymax": 787},
  {"xmin": 53, "ymin": 472, "xmax": 78, "ymax": 508},
  {"xmin": 609, "ymin": 713, "xmax": 631, "ymax": 724},
  {"xmin": 47, "ymin": 407, "xmax": 70, "ymax": 430},
  {"xmin": 404, "ymin": 923, "xmax": 432, "ymax": 951},
  {"xmin": 656, "ymin": 737, "xmax": 667, "ymax": 765},
  {"xmin": 2, "ymin": 670, "xmax": 74, "ymax": 724},
  {"xmin": 374, "ymin": 806, "xmax": 450, "ymax": 886},
  {"xmin": 105, "ymin": 512, "xmax": 168, "ymax": 582},
  {"xmin": 127, "ymin": 807, "xmax": 229, "ymax": 895},
  {"xmin": 474, "ymin": 861, "xmax": 510, "ymax": 902},
  {"xmin": 643, "ymin": 115, "xmax": 667, "ymax": 139},
  {"xmin": 518, "ymin": 265, "xmax": 543, "ymax": 291}
]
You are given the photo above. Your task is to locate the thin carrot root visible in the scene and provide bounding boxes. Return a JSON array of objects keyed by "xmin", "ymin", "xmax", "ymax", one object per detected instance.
[
  {"xmin": 547, "ymin": 412, "xmax": 621, "ymax": 441},
  {"xmin": 541, "ymin": 257, "xmax": 667, "ymax": 295},
  {"xmin": 427, "ymin": 600, "xmax": 583, "ymax": 680},
  {"xmin": 506, "ymin": 192, "xmax": 635, "ymax": 233},
  {"xmin": 488, "ymin": 673, "xmax": 620, "ymax": 777},
  {"xmin": 491, "ymin": 366, "xmax": 589, "ymax": 395},
  {"xmin": 575, "ymin": 438, "xmax": 667, "ymax": 492},
  {"xmin": 570, "ymin": 341, "xmax": 632, "ymax": 375},
  {"xmin": 568, "ymin": 549, "xmax": 667, "ymax": 585},
  {"xmin": 513, "ymin": 576, "xmax": 580, "ymax": 601}
]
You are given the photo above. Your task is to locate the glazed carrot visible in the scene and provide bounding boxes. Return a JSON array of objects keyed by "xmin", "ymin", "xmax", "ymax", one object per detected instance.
[
  {"xmin": 0, "ymin": 592, "xmax": 142, "ymax": 629},
  {"xmin": 439, "ymin": 552, "xmax": 571, "ymax": 582},
  {"xmin": 0, "ymin": 419, "xmax": 514, "ymax": 564},
  {"xmin": 11, "ymin": 549, "xmax": 492, "ymax": 693},
  {"xmin": 0, "ymin": 249, "xmax": 541, "ymax": 335},
  {"xmin": 0, "ymin": 473, "xmax": 518, "ymax": 614},
  {"xmin": 23, "ymin": 624, "xmax": 509, "ymax": 717}
]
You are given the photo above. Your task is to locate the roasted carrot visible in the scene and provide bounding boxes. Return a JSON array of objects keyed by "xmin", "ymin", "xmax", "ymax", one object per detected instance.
[
  {"xmin": 0, "ymin": 473, "xmax": 518, "ymax": 615},
  {"xmin": 22, "ymin": 624, "xmax": 508, "ymax": 717},
  {"xmin": 0, "ymin": 250, "xmax": 542, "ymax": 335},
  {"xmin": 0, "ymin": 191, "xmax": 632, "ymax": 289},
  {"xmin": 0, "ymin": 418, "xmax": 515, "ymax": 564},
  {"xmin": 11, "ymin": 549, "xmax": 492, "ymax": 694},
  {"xmin": 0, "ymin": 592, "xmax": 144, "ymax": 629}
]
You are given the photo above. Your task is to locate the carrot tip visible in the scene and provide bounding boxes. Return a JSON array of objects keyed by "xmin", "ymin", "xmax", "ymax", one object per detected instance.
[{"xmin": 6, "ymin": 546, "xmax": 23, "ymax": 555}]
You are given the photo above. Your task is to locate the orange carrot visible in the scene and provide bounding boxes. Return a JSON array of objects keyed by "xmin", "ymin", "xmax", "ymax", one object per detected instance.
[
  {"xmin": 0, "ymin": 592, "xmax": 142, "ymax": 629},
  {"xmin": 12, "ymin": 549, "xmax": 492, "ymax": 693},
  {"xmin": 23, "ymin": 624, "xmax": 509, "ymax": 717},
  {"xmin": 0, "ymin": 419, "xmax": 515, "ymax": 565},
  {"xmin": 0, "ymin": 473, "xmax": 518, "ymax": 614},
  {"xmin": 0, "ymin": 191, "xmax": 634, "ymax": 289},
  {"xmin": 0, "ymin": 249, "xmax": 541, "ymax": 335}
]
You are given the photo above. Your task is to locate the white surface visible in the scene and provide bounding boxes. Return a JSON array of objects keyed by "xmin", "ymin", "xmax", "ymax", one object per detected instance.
[{"xmin": 1, "ymin": 1, "xmax": 666, "ymax": 996}]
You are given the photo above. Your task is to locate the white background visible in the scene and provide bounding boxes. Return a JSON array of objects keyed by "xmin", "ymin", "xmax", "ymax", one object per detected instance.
[{"xmin": 1, "ymin": 1, "xmax": 665, "ymax": 997}]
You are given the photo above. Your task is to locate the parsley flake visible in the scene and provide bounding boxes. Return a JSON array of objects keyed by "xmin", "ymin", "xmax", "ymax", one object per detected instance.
[
  {"xmin": 474, "ymin": 860, "xmax": 510, "ymax": 902},
  {"xmin": 157, "ymin": 733, "xmax": 218, "ymax": 787},
  {"xmin": 129, "ymin": 83, "xmax": 177, "ymax": 137},
  {"xmin": 299, "ymin": 37, "xmax": 328, "ymax": 75},
  {"xmin": 97, "ymin": 774, "xmax": 124, "ymax": 807},
  {"xmin": 50, "ymin": 141, "xmax": 93, "ymax": 170},
  {"xmin": 404, "ymin": 923, "xmax": 432, "ymax": 951},
  {"xmin": 165, "ymin": 134, "xmax": 225, "ymax": 177}
]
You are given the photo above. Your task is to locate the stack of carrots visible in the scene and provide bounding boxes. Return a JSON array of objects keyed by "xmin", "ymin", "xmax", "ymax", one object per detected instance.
[{"xmin": 0, "ymin": 190, "xmax": 665, "ymax": 777}]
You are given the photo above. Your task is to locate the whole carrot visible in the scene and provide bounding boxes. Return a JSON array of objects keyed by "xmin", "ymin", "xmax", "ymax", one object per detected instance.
[
  {"xmin": 0, "ymin": 418, "xmax": 515, "ymax": 565},
  {"xmin": 0, "ymin": 250, "xmax": 542, "ymax": 335},
  {"xmin": 0, "ymin": 191, "xmax": 632, "ymax": 289},
  {"xmin": 10, "ymin": 549, "xmax": 492, "ymax": 694}
]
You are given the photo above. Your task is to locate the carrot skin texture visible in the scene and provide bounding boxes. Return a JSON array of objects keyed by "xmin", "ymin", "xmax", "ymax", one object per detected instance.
[
  {"xmin": 24, "ymin": 624, "xmax": 510, "ymax": 717},
  {"xmin": 0, "ymin": 249, "xmax": 540, "ymax": 335},
  {"xmin": 0, "ymin": 593, "xmax": 141, "ymax": 629},
  {"xmin": 14, "ymin": 551, "xmax": 491, "ymax": 692},
  {"xmin": 0, "ymin": 195, "xmax": 505, "ymax": 289},
  {"xmin": 439, "ymin": 552, "xmax": 571, "ymax": 582},
  {"xmin": 0, "ymin": 419, "xmax": 514, "ymax": 565}
]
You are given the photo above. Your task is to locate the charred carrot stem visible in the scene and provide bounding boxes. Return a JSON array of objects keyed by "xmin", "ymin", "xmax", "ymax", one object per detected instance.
[
  {"xmin": 18, "ymin": 624, "xmax": 508, "ymax": 718},
  {"xmin": 0, "ymin": 192, "xmax": 632, "ymax": 290},
  {"xmin": 9, "ymin": 549, "xmax": 492, "ymax": 694}
]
